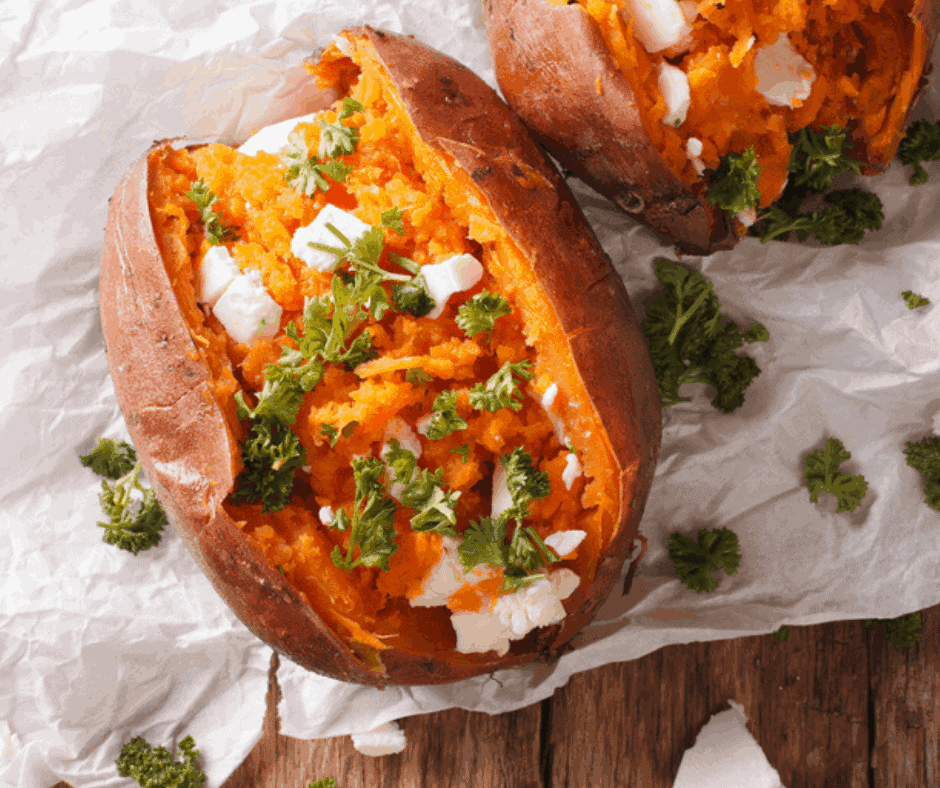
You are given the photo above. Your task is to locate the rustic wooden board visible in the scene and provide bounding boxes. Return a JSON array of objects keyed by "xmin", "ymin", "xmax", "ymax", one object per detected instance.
[
  {"xmin": 870, "ymin": 605, "xmax": 940, "ymax": 788},
  {"xmin": 49, "ymin": 606, "xmax": 939, "ymax": 788}
]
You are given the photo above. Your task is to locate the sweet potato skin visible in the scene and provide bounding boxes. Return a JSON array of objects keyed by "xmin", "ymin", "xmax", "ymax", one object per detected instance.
[
  {"xmin": 483, "ymin": 0, "xmax": 940, "ymax": 255},
  {"xmin": 100, "ymin": 27, "xmax": 661, "ymax": 685}
]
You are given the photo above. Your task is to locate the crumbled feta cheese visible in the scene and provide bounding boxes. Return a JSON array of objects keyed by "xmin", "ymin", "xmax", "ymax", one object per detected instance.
[
  {"xmin": 422, "ymin": 254, "xmax": 484, "ymax": 319},
  {"xmin": 491, "ymin": 462, "xmax": 513, "ymax": 519},
  {"xmin": 541, "ymin": 382, "xmax": 558, "ymax": 409},
  {"xmin": 212, "ymin": 271, "xmax": 282, "ymax": 345},
  {"xmin": 318, "ymin": 506, "xmax": 333, "ymax": 526},
  {"xmin": 409, "ymin": 536, "xmax": 465, "ymax": 607},
  {"xmin": 561, "ymin": 452, "xmax": 582, "ymax": 490},
  {"xmin": 754, "ymin": 35, "xmax": 815, "ymax": 108},
  {"xmin": 622, "ymin": 0, "xmax": 693, "ymax": 53},
  {"xmin": 381, "ymin": 417, "xmax": 423, "ymax": 459},
  {"xmin": 658, "ymin": 63, "xmax": 691, "ymax": 127},
  {"xmin": 452, "ymin": 568, "xmax": 581, "ymax": 655},
  {"xmin": 238, "ymin": 113, "xmax": 318, "ymax": 157},
  {"xmin": 544, "ymin": 530, "xmax": 587, "ymax": 558},
  {"xmin": 932, "ymin": 411, "xmax": 940, "ymax": 436},
  {"xmin": 197, "ymin": 246, "xmax": 241, "ymax": 306},
  {"xmin": 736, "ymin": 207, "xmax": 758, "ymax": 227},
  {"xmin": 686, "ymin": 138, "xmax": 704, "ymax": 158},
  {"xmin": 291, "ymin": 204, "xmax": 371, "ymax": 271},
  {"xmin": 350, "ymin": 721, "xmax": 407, "ymax": 757},
  {"xmin": 415, "ymin": 412, "xmax": 432, "ymax": 437},
  {"xmin": 332, "ymin": 34, "xmax": 353, "ymax": 56}
]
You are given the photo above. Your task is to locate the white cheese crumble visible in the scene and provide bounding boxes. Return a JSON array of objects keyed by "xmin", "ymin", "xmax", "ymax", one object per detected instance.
[
  {"xmin": 658, "ymin": 62, "xmax": 691, "ymax": 127},
  {"xmin": 318, "ymin": 506, "xmax": 334, "ymax": 526},
  {"xmin": 212, "ymin": 270, "xmax": 282, "ymax": 345},
  {"xmin": 238, "ymin": 113, "xmax": 318, "ymax": 157},
  {"xmin": 735, "ymin": 206, "xmax": 758, "ymax": 227},
  {"xmin": 541, "ymin": 382, "xmax": 558, "ymax": 409},
  {"xmin": 381, "ymin": 417, "xmax": 423, "ymax": 459},
  {"xmin": 422, "ymin": 254, "xmax": 484, "ymax": 319},
  {"xmin": 561, "ymin": 452, "xmax": 583, "ymax": 490},
  {"xmin": 291, "ymin": 204, "xmax": 371, "ymax": 271},
  {"xmin": 622, "ymin": 0, "xmax": 693, "ymax": 53},
  {"xmin": 350, "ymin": 721, "xmax": 407, "ymax": 757},
  {"xmin": 544, "ymin": 529, "xmax": 587, "ymax": 558},
  {"xmin": 452, "ymin": 568, "xmax": 581, "ymax": 655},
  {"xmin": 932, "ymin": 411, "xmax": 940, "ymax": 436},
  {"xmin": 197, "ymin": 245, "xmax": 241, "ymax": 306},
  {"xmin": 686, "ymin": 137, "xmax": 706, "ymax": 176},
  {"xmin": 754, "ymin": 35, "xmax": 815, "ymax": 108},
  {"xmin": 409, "ymin": 536, "xmax": 465, "ymax": 607},
  {"xmin": 490, "ymin": 462, "xmax": 513, "ymax": 519},
  {"xmin": 415, "ymin": 412, "xmax": 433, "ymax": 437}
]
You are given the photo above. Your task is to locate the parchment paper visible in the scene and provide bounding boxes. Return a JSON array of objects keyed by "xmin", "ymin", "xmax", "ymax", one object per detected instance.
[{"xmin": 2, "ymin": 1, "xmax": 940, "ymax": 785}]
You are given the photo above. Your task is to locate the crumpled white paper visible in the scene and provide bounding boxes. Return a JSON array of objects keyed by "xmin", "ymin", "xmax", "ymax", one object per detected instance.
[{"xmin": 2, "ymin": 0, "xmax": 940, "ymax": 786}]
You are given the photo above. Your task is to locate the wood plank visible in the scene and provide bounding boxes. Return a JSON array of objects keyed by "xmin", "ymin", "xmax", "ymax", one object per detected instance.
[
  {"xmin": 870, "ymin": 604, "xmax": 940, "ymax": 788},
  {"xmin": 546, "ymin": 619, "xmax": 869, "ymax": 788}
]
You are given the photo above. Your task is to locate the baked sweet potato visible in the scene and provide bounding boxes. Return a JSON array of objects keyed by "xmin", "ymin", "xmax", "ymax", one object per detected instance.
[
  {"xmin": 484, "ymin": 0, "xmax": 940, "ymax": 254},
  {"xmin": 100, "ymin": 27, "xmax": 661, "ymax": 686}
]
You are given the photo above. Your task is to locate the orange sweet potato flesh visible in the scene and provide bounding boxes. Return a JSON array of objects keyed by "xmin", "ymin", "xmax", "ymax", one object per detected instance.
[
  {"xmin": 483, "ymin": 0, "xmax": 940, "ymax": 255},
  {"xmin": 100, "ymin": 27, "xmax": 661, "ymax": 686}
]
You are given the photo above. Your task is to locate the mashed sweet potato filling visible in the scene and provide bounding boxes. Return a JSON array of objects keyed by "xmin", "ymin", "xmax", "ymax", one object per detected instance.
[
  {"xmin": 146, "ymin": 38, "xmax": 620, "ymax": 658},
  {"xmin": 573, "ymin": 0, "xmax": 924, "ymax": 206}
]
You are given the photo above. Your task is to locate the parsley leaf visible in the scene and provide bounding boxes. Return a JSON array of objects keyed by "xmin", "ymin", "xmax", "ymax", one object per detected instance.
[
  {"xmin": 229, "ymin": 419, "xmax": 307, "ymax": 514},
  {"xmin": 184, "ymin": 178, "xmax": 239, "ymax": 245},
  {"xmin": 321, "ymin": 424, "xmax": 339, "ymax": 446},
  {"xmin": 381, "ymin": 207, "xmax": 405, "ymax": 236},
  {"xmin": 641, "ymin": 258, "xmax": 768, "ymax": 413},
  {"xmin": 788, "ymin": 125, "xmax": 863, "ymax": 193},
  {"xmin": 401, "ymin": 469, "xmax": 461, "ymax": 537},
  {"xmin": 82, "ymin": 439, "xmax": 166, "ymax": 555},
  {"xmin": 865, "ymin": 612, "xmax": 923, "ymax": 648},
  {"xmin": 500, "ymin": 447, "xmax": 551, "ymax": 521},
  {"xmin": 898, "ymin": 119, "xmax": 940, "ymax": 185},
  {"xmin": 279, "ymin": 130, "xmax": 352, "ymax": 197},
  {"xmin": 391, "ymin": 276, "xmax": 435, "ymax": 317},
  {"xmin": 706, "ymin": 147, "xmax": 762, "ymax": 213},
  {"xmin": 80, "ymin": 437, "xmax": 137, "ymax": 480},
  {"xmin": 309, "ymin": 780, "xmax": 337, "ymax": 788},
  {"xmin": 469, "ymin": 359, "xmax": 533, "ymax": 413},
  {"xmin": 803, "ymin": 437, "xmax": 868, "ymax": 513},
  {"xmin": 116, "ymin": 735, "xmax": 206, "ymax": 788},
  {"xmin": 770, "ymin": 624, "xmax": 791, "ymax": 642},
  {"xmin": 426, "ymin": 390, "xmax": 468, "ymax": 440},
  {"xmin": 903, "ymin": 290, "xmax": 930, "ymax": 310},
  {"xmin": 406, "ymin": 368, "xmax": 434, "ymax": 385},
  {"xmin": 457, "ymin": 516, "xmax": 509, "ymax": 571},
  {"xmin": 450, "ymin": 444, "xmax": 470, "ymax": 463},
  {"xmin": 667, "ymin": 528, "xmax": 741, "ymax": 593},
  {"xmin": 331, "ymin": 457, "xmax": 398, "ymax": 571},
  {"xmin": 318, "ymin": 98, "xmax": 364, "ymax": 159},
  {"xmin": 903, "ymin": 435, "xmax": 940, "ymax": 511},
  {"xmin": 755, "ymin": 188, "xmax": 884, "ymax": 245},
  {"xmin": 456, "ymin": 290, "xmax": 512, "ymax": 338}
]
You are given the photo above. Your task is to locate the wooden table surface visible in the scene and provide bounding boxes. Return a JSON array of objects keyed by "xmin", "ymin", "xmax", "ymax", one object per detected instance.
[{"xmin": 54, "ymin": 603, "xmax": 939, "ymax": 788}]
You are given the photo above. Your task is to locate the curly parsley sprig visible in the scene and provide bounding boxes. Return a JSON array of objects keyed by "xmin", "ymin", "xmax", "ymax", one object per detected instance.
[
  {"xmin": 803, "ymin": 437, "xmax": 868, "ymax": 513},
  {"xmin": 903, "ymin": 435, "xmax": 940, "ymax": 511},
  {"xmin": 80, "ymin": 438, "xmax": 166, "ymax": 555},
  {"xmin": 898, "ymin": 119, "xmax": 940, "ymax": 185},
  {"xmin": 865, "ymin": 612, "xmax": 923, "ymax": 648},
  {"xmin": 456, "ymin": 290, "xmax": 512, "ymax": 339},
  {"xmin": 184, "ymin": 179, "xmax": 240, "ymax": 246},
  {"xmin": 384, "ymin": 440, "xmax": 461, "ymax": 537},
  {"xmin": 279, "ymin": 130, "xmax": 352, "ymax": 197},
  {"xmin": 469, "ymin": 359, "xmax": 533, "ymax": 413},
  {"xmin": 668, "ymin": 527, "xmax": 741, "ymax": 593},
  {"xmin": 706, "ymin": 147, "xmax": 762, "ymax": 214},
  {"xmin": 116, "ymin": 735, "xmax": 205, "ymax": 788},
  {"xmin": 641, "ymin": 258, "xmax": 768, "ymax": 413},
  {"xmin": 330, "ymin": 457, "xmax": 399, "ymax": 571},
  {"xmin": 426, "ymin": 390, "xmax": 468, "ymax": 440}
]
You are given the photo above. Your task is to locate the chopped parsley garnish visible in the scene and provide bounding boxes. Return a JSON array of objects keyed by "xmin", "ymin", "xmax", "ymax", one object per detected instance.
[
  {"xmin": 318, "ymin": 98, "xmax": 365, "ymax": 159},
  {"xmin": 382, "ymin": 440, "xmax": 460, "ymax": 536},
  {"xmin": 279, "ymin": 130, "xmax": 352, "ymax": 197},
  {"xmin": 450, "ymin": 444, "xmax": 470, "ymax": 463},
  {"xmin": 457, "ymin": 447, "xmax": 555, "ymax": 590},
  {"xmin": 787, "ymin": 125, "xmax": 863, "ymax": 193},
  {"xmin": 308, "ymin": 780, "xmax": 337, "ymax": 788},
  {"xmin": 381, "ymin": 207, "xmax": 405, "ymax": 235},
  {"xmin": 391, "ymin": 276, "xmax": 436, "ymax": 317},
  {"xmin": 706, "ymin": 147, "xmax": 762, "ymax": 214},
  {"xmin": 903, "ymin": 290, "xmax": 930, "ymax": 310},
  {"xmin": 81, "ymin": 438, "xmax": 166, "ymax": 555},
  {"xmin": 865, "ymin": 612, "xmax": 923, "ymax": 648},
  {"xmin": 754, "ymin": 188, "xmax": 884, "ymax": 245},
  {"xmin": 770, "ymin": 624, "xmax": 791, "ymax": 642},
  {"xmin": 406, "ymin": 368, "xmax": 434, "ymax": 385},
  {"xmin": 468, "ymin": 359, "xmax": 533, "ymax": 413},
  {"xmin": 331, "ymin": 457, "xmax": 398, "ymax": 571},
  {"xmin": 668, "ymin": 527, "xmax": 741, "ymax": 593},
  {"xmin": 228, "ymin": 418, "xmax": 307, "ymax": 514},
  {"xmin": 641, "ymin": 258, "xmax": 768, "ymax": 413},
  {"xmin": 184, "ymin": 178, "xmax": 239, "ymax": 245},
  {"xmin": 320, "ymin": 421, "xmax": 357, "ymax": 447},
  {"xmin": 116, "ymin": 735, "xmax": 205, "ymax": 788},
  {"xmin": 803, "ymin": 437, "xmax": 868, "ymax": 513},
  {"xmin": 456, "ymin": 290, "xmax": 512, "ymax": 339},
  {"xmin": 426, "ymin": 390, "xmax": 468, "ymax": 440},
  {"xmin": 903, "ymin": 435, "xmax": 940, "ymax": 511},
  {"xmin": 898, "ymin": 119, "xmax": 940, "ymax": 185}
]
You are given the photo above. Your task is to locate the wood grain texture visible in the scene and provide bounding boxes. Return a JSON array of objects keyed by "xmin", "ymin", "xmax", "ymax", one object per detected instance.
[
  {"xmin": 47, "ymin": 605, "xmax": 940, "ymax": 788},
  {"xmin": 870, "ymin": 605, "xmax": 940, "ymax": 788}
]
